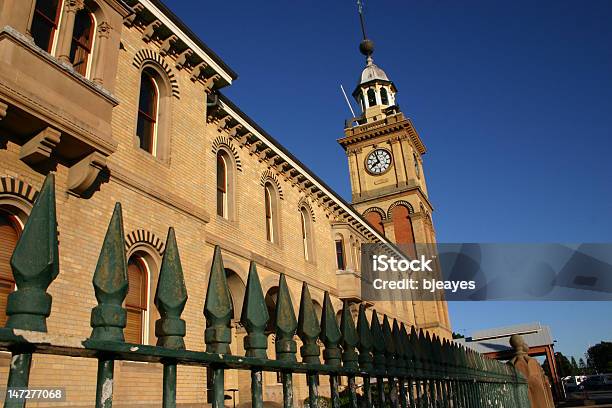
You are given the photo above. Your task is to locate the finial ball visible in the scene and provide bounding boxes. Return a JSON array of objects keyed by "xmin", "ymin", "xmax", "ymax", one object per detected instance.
[{"xmin": 359, "ymin": 39, "xmax": 375, "ymax": 56}]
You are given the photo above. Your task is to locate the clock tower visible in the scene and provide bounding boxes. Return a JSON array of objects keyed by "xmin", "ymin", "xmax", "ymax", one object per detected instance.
[{"xmin": 338, "ymin": 28, "xmax": 451, "ymax": 337}]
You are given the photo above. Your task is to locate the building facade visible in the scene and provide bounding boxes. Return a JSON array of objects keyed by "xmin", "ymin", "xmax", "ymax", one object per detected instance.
[{"xmin": 0, "ymin": 0, "xmax": 450, "ymax": 406}]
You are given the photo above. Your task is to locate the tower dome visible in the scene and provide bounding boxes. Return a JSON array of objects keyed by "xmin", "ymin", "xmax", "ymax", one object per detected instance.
[{"xmin": 359, "ymin": 59, "xmax": 390, "ymax": 85}]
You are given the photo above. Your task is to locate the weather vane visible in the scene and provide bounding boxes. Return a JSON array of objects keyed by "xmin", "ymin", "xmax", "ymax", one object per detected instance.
[
  {"xmin": 356, "ymin": 0, "xmax": 374, "ymax": 60},
  {"xmin": 357, "ymin": 0, "xmax": 367, "ymax": 40}
]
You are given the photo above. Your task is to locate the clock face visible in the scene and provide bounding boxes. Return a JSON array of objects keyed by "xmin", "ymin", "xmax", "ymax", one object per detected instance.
[{"xmin": 366, "ymin": 149, "xmax": 392, "ymax": 175}]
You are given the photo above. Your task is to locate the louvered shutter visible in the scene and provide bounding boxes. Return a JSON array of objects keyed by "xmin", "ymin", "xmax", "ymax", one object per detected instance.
[{"xmin": 0, "ymin": 215, "xmax": 18, "ymax": 327}]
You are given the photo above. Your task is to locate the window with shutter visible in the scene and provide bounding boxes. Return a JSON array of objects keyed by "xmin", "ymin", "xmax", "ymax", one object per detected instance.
[
  {"xmin": 0, "ymin": 212, "xmax": 19, "ymax": 327},
  {"xmin": 125, "ymin": 257, "xmax": 148, "ymax": 344}
]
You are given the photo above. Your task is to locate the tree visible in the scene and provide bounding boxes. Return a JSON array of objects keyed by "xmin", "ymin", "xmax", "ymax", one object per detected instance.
[
  {"xmin": 452, "ymin": 332, "xmax": 465, "ymax": 339},
  {"xmin": 570, "ymin": 357, "xmax": 579, "ymax": 374},
  {"xmin": 543, "ymin": 352, "xmax": 574, "ymax": 378},
  {"xmin": 586, "ymin": 342, "xmax": 612, "ymax": 373},
  {"xmin": 579, "ymin": 358, "xmax": 588, "ymax": 375}
]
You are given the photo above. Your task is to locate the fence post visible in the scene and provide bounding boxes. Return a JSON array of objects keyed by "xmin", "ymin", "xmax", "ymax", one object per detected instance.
[
  {"xmin": 400, "ymin": 324, "xmax": 415, "ymax": 408},
  {"xmin": 393, "ymin": 320, "xmax": 407, "ymax": 408},
  {"xmin": 4, "ymin": 174, "xmax": 58, "ymax": 408},
  {"xmin": 321, "ymin": 292, "xmax": 341, "ymax": 408},
  {"xmin": 357, "ymin": 304, "xmax": 373, "ymax": 408},
  {"xmin": 274, "ymin": 274, "xmax": 297, "ymax": 408},
  {"xmin": 154, "ymin": 228, "xmax": 188, "ymax": 408},
  {"xmin": 297, "ymin": 283, "xmax": 320, "ymax": 408},
  {"xmin": 340, "ymin": 301, "xmax": 358, "ymax": 408},
  {"xmin": 89, "ymin": 203, "xmax": 129, "ymax": 408},
  {"xmin": 370, "ymin": 310, "xmax": 386, "ymax": 408},
  {"xmin": 204, "ymin": 246, "xmax": 233, "ymax": 408},
  {"xmin": 382, "ymin": 315, "xmax": 397, "ymax": 406},
  {"xmin": 241, "ymin": 261, "xmax": 269, "ymax": 408}
]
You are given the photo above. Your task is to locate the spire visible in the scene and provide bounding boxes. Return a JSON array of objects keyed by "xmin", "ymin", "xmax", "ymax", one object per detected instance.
[
  {"xmin": 352, "ymin": 0, "xmax": 398, "ymax": 118},
  {"xmin": 357, "ymin": 0, "xmax": 375, "ymax": 65}
]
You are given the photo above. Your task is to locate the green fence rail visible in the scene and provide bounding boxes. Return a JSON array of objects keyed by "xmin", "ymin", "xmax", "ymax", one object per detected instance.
[{"xmin": 0, "ymin": 174, "xmax": 530, "ymax": 408}]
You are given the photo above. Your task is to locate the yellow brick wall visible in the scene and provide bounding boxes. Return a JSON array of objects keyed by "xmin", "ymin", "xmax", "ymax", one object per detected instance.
[{"xmin": 0, "ymin": 14, "xmax": 443, "ymax": 408}]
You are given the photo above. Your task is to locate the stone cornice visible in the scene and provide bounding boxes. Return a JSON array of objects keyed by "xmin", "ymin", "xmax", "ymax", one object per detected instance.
[
  {"xmin": 339, "ymin": 113, "xmax": 427, "ymax": 155},
  {"xmin": 353, "ymin": 185, "xmax": 435, "ymax": 213}
]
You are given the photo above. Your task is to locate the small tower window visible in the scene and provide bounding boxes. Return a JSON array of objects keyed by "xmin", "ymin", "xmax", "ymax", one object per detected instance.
[
  {"xmin": 367, "ymin": 88, "xmax": 377, "ymax": 107},
  {"xmin": 380, "ymin": 88, "xmax": 389, "ymax": 105},
  {"xmin": 414, "ymin": 153, "xmax": 421, "ymax": 179},
  {"xmin": 30, "ymin": 0, "xmax": 62, "ymax": 52},
  {"xmin": 69, "ymin": 7, "xmax": 95, "ymax": 76}
]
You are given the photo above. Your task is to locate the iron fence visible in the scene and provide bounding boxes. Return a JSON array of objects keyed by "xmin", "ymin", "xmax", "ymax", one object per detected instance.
[{"xmin": 0, "ymin": 174, "xmax": 530, "ymax": 408}]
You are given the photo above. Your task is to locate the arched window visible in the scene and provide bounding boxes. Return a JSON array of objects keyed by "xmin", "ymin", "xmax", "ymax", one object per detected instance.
[
  {"xmin": 367, "ymin": 88, "xmax": 377, "ymax": 107},
  {"xmin": 30, "ymin": 0, "xmax": 62, "ymax": 52},
  {"xmin": 335, "ymin": 238, "xmax": 345, "ymax": 270},
  {"xmin": 380, "ymin": 88, "xmax": 389, "ymax": 105},
  {"xmin": 264, "ymin": 287, "xmax": 278, "ymax": 334},
  {"xmin": 414, "ymin": 153, "xmax": 420, "ymax": 179},
  {"xmin": 125, "ymin": 256, "xmax": 148, "ymax": 344},
  {"xmin": 300, "ymin": 207, "xmax": 313, "ymax": 261},
  {"xmin": 136, "ymin": 68, "xmax": 159, "ymax": 155},
  {"xmin": 392, "ymin": 205, "xmax": 416, "ymax": 258},
  {"xmin": 365, "ymin": 211, "xmax": 385, "ymax": 236},
  {"xmin": 216, "ymin": 152, "xmax": 228, "ymax": 218},
  {"xmin": 225, "ymin": 269, "xmax": 245, "ymax": 322},
  {"xmin": 0, "ymin": 211, "xmax": 19, "ymax": 327},
  {"xmin": 69, "ymin": 7, "xmax": 95, "ymax": 76},
  {"xmin": 264, "ymin": 183, "xmax": 278, "ymax": 243}
]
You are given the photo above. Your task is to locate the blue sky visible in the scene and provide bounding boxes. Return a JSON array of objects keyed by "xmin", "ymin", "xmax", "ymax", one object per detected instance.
[{"xmin": 164, "ymin": 0, "xmax": 612, "ymax": 359}]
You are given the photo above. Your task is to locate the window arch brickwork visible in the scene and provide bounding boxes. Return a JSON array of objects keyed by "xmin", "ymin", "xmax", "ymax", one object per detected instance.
[
  {"xmin": 125, "ymin": 229, "xmax": 165, "ymax": 256},
  {"xmin": 211, "ymin": 136, "xmax": 242, "ymax": 171},
  {"xmin": 363, "ymin": 207, "xmax": 386, "ymax": 236},
  {"xmin": 0, "ymin": 177, "xmax": 39, "ymax": 205},
  {"xmin": 386, "ymin": 200, "xmax": 414, "ymax": 219},
  {"xmin": 260, "ymin": 170, "xmax": 283, "ymax": 200},
  {"xmin": 133, "ymin": 49, "xmax": 180, "ymax": 98}
]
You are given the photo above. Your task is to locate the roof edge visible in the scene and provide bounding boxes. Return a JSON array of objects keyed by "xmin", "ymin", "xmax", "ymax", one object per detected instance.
[{"xmin": 146, "ymin": 0, "xmax": 238, "ymax": 80}]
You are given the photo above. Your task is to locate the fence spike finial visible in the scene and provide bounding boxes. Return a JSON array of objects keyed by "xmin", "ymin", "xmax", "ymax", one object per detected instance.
[
  {"xmin": 392, "ymin": 319, "xmax": 405, "ymax": 373},
  {"xmin": 297, "ymin": 282, "xmax": 320, "ymax": 364},
  {"xmin": 357, "ymin": 303, "xmax": 373, "ymax": 370},
  {"xmin": 204, "ymin": 245, "xmax": 233, "ymax": 354},
  {"xmin": 382, "ymin": 315, "xmax": 396, "ymax": 370},
  {"xmin": 154, "ymin": 227, "xmax": 188, "ymax": 349},
  {"xmin": 90, "ymin": 203, "xmax": 128, "ymax": 341},
  {"xmin": 340, "ymin": 300, "xmax": 359, "ymax": 370},
  {"xmin": 400, "ymin": 323, "xmax": 413, "ymax": 374},
  {"xmin": 275, "ymin": 273, "xmax": 297, "ymax": 362},
  {"xmin": 370, "ymin": 310, "xmax": 385, "ymax": 370},
  {"xmin": 320, "ymin": 291, "xmax": 341, "ymax": 367},
  {"xmin": 7, "ymin": 173, "xmax": 58, "ymax": 332},
  {"xmin": 240, "ymin": 261, "xmax": 269, "ymax": 358}
]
